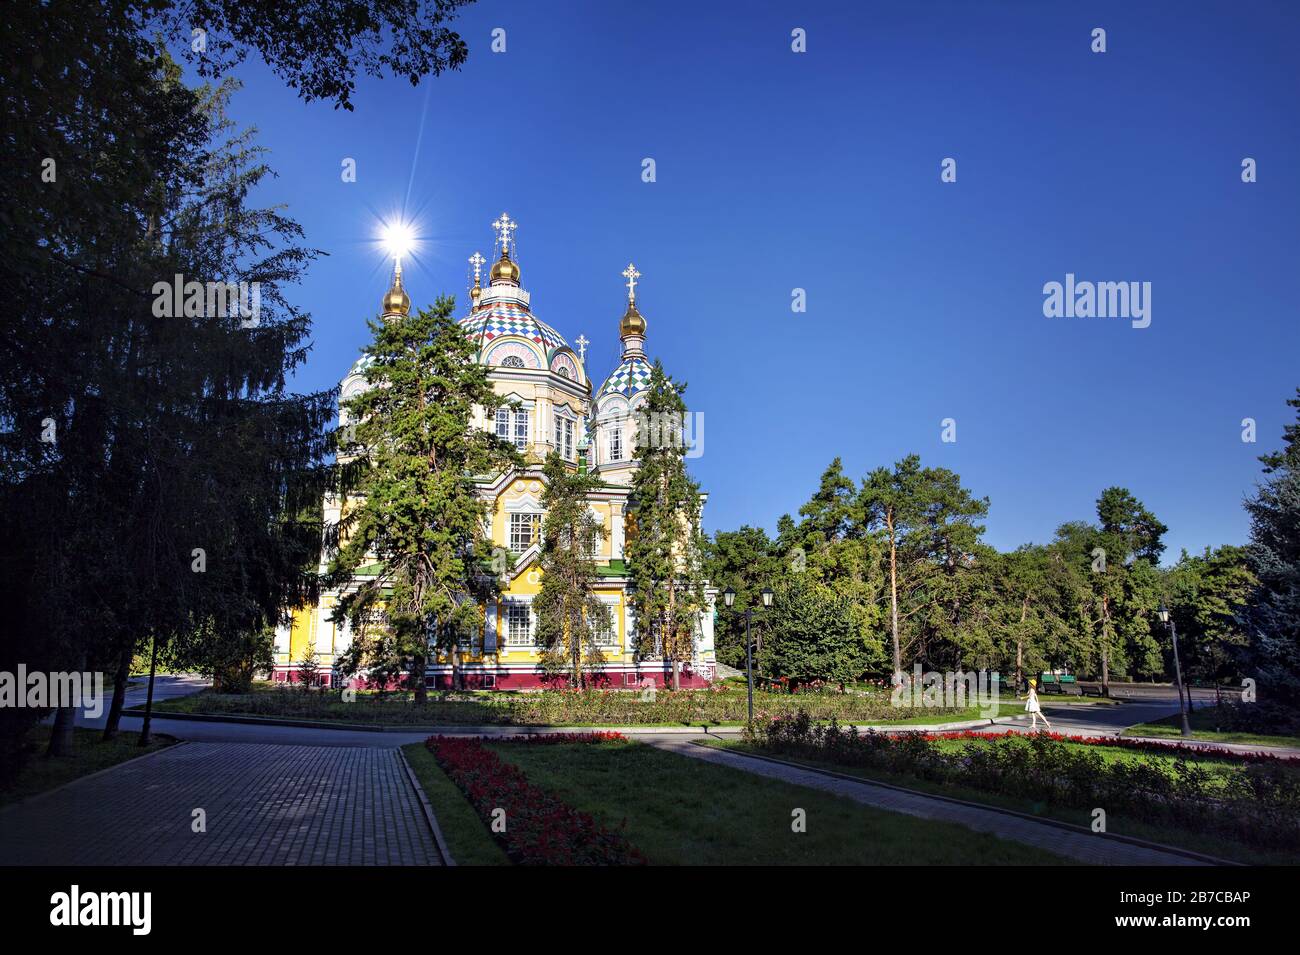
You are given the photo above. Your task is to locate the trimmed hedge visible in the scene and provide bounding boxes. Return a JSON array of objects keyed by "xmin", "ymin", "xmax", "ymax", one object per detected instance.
[{"xmin": 744, "ymin": 710, "xmax": 1300, "ymax": 851}]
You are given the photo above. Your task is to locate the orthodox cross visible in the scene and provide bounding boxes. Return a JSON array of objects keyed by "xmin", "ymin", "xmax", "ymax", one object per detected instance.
[
  {"xmin": 492, "ymin": 213, "xmax": 517, "ymax": 255},
  {"xmin": 622, "ymin": 262, "xmax": 640, "ymax": 302},
  {"xmin": 575, "ymin": 334, "xmax": 589, "ymax": 361},
  {"xmin": 469, "ymin": 251, "xmax": 485, "ymax": 284}
]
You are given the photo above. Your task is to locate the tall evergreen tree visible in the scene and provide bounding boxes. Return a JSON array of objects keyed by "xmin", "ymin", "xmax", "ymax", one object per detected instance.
[
  {"xmin": 326, "ymin": 293, "xmax": 519, "ymax": 700},
  {"xmin": 859, "ymin": 455, "xmax": 924, "ymax": 677},
  {"xmin": 534, "ymin": 453, "xmax": 610, "ymax": 687},
  {"xmin": 1241, "ymin": 388, "xmax": 1300, "ymax": 703},
  {"xmin": 625, "ymin": 362, "xmax": 707, "ymax": 691},
  {"xmin": 859, "ymin": 456, "xmax": 987, "ymax": 674}
]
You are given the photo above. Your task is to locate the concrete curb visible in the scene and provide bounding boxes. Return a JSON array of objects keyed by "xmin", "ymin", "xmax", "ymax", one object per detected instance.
[
  {"xmin": 690, "ymin": 741, "xmax": 1239, "ymax": 867},
  {"xmin": 397, "ymin": 747, "xmax": 455, "ymax": 866}
]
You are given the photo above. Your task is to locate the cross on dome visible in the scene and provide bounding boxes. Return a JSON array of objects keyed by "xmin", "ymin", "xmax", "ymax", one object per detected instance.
[
  {"xmin": 492, "ymin": 213, "xmax": 517, "ymax": 256},
  {"xmin": 469, "ymin": 251, "xmax": 485, "ymax": 283},
  {"xmin": 576, "ymin": 334, "xmax": 589, "ymax": 361},
  {"xmin": 622, "ymin": 263, "xmax": 640, "ymax": 302}
]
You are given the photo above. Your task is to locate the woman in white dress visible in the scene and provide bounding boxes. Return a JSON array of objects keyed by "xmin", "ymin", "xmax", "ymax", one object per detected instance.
[{"xmin": 1025, "ymin": 678, "xmax": 1051, "ymax": 732}]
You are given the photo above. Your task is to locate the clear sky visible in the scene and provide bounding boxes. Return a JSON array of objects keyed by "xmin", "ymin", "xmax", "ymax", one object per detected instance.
[{"xmin": 208, "ymin": 0, "xmax": 1300, "ymax": 561}]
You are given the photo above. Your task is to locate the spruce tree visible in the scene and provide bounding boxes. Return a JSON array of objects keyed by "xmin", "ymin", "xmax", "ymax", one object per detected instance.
[
  {"xmin": 625, "ymin": 362, "xmax": 707, "ymax": 691},
  {"xmin": 534, "ymin": 453, "xmax": 610, "ymax": 687},
  {"xmin": 1241, "ymin": 388, "xmax": 1300, "ymax": 703},
  {"xmin": 327, "ymin": 294, "xmax": 520, "ymax": 700}
]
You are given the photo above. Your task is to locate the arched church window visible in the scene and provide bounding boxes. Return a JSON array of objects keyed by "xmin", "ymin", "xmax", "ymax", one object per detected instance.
[
  {"xmin": 556, "ymin": 366, "xmax": 571, "ymax": 379},
  {"xmin": 501, "ymin": 355, "xmax": 526, "ymax": 369}
]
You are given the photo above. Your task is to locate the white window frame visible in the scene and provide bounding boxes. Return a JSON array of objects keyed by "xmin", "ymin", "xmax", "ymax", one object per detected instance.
[
  {"xmin": 508, "ymin": 512, "xmax": 536, "ymax": 554},
  {"xmin": 609, "ymin": 422, "xmax": 623, "ymax": 462},
  {"xmin": 504, "ymin": 600, "xmax": 536, "ymax": 647},
  {"xmin": 553, "ymin": 410, "xmax": 575, "ymax": 461},
  {"xmin": 496, "ymin": 406, "xmax": 530, "ymax": 450},
  {"xmin": 589, "ymin": 597, "xmax": 619, "ymax": 648}
]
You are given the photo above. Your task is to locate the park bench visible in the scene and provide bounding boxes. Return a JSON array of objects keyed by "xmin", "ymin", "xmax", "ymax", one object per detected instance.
[
  {"xmin": 1080, "ymin": 682, "xmax": 1107, "ymax": 698},
  {"xmin": 1056, "ymin": 674, "xmax": 1082, "ymax": 696},
  {"xmin": 1038, "ymin": 673, "xmax": 1063, "ymax": 695}
]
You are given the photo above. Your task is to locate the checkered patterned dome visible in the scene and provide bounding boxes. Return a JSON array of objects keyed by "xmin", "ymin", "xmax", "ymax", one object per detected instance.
[
  {"xmin": 459, "ymin": 302, "xmax": 569, "ymax": 356},
  {"xmin": 598, "ymin": 355, "xmax": 653, "ymax": 399}
]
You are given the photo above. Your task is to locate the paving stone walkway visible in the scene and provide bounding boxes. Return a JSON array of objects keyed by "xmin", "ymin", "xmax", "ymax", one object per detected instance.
[
  {"xmin": 0, "ymin": 742, "xmax": 441, "ymax": 865},
  {"xmin": 643, "ymin": 738, "xmax": 1212, "ymax": 866}
]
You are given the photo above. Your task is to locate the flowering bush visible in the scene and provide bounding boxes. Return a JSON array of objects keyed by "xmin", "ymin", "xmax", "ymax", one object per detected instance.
[
  {"xmin": 743, "ymin": 710, "xmax": 1300, "ymax": 851},
  {"xmin": 927, "ymin": 730, "xmax": 1299, "ymax": 765},
  {"xmin": 426, "ymin": 733, "xmax": 645, "ymax": 865}
]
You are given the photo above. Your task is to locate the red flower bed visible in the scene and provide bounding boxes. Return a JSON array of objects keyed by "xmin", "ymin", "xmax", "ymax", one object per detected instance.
[
  {"xmin": 926, "ymin": 729, "xmax": 1297, "ymax": 764},
  {"xmin": 495, "ymin": 731, "xmax": 628, "ymax": 745},
  {"xmin": 426, "ymin": 733, "xmax": 646, "ymax": 865}
]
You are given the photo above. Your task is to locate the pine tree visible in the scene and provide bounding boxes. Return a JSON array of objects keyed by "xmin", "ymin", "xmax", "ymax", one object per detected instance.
[
  {"xmin": 625, "ymin": 362, "xmax": 707, "ymax": 691},
  {"xmin": 534, "ymin": 453, "xmax": 609, "ymax": 687},
  {"xmin": 327, "ymin": 294, "xmax": 520, "ymax": 701},
  {"xmin": 1241, "ymin": 388, "xmax": 1300, "ymax": 703}
]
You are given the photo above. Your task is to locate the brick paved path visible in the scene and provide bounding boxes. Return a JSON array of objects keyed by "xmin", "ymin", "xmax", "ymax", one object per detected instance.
[
  {"xmin": 644, "ymin": 738, "xmax": 1212, "ymax": 866},
  {"xmin": 0, "ymin": 742, "xmax": 441, "ymax": 865}
]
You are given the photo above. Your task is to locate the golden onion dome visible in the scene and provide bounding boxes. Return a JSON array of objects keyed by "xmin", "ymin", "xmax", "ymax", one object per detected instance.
[
  {"xmin": 382, "ymin": 270, "xmax": 410, "ymax": 316},
  {"xmin": 469, "ymin": 281, "xmax": 482, "ymax": 304},
  {"xmin": 489, "ymin": 249, "xmax": 520, "ymax": 286},
  {"xmin": 620, "ymin": 300, "xmax": 646, "ymax": 337}
]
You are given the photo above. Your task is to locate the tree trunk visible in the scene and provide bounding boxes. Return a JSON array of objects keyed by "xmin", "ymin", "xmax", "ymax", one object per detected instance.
[
  {"xmin": 888, "ymin": 512, "xmax": 901, "ymax": 678},
  {"xmin": 46, "ymin": 702, "xmax": 76, "ymax": 757},
  {"xmin": 47, "ymin": 650, "xmax": 86, "ymax": 757},
  {"xmin": 102, "ymin": 646, "xmax": 133, "ymax": 741},
  {"xmin": 1100, "ymin": 596, "xmax": 1111, "ymax": 691},
  {"xmin": 138, "ymin": 634, "xmax": 159, "ymax": 747},
  {"xmin": 1015, "ymin": 596, "xmax": 1028, "ymax": 696},
  {"xmin": 412, "ymin": 653, "xmax": 427, "ymax": 704}
]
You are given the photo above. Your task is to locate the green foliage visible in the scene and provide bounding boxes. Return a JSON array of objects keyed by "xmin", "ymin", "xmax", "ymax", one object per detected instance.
[
  {"xmin": 625, "ymin": 362, "xmax": 707, "ymax": 689},
  {"xmin": 1, "ymin": 18, "xmax": 332, "ymax": 759},
  {"xmin": 759, "ymin": 575, "xmax": 878, "ymax": 686},
  {"xmin": 1166, "ymin": 546, "xmax": 1255, "ymax": 683},
  {"xmin": 859, "ymin": 455, "xmax": 989, "ymax": 674},
  {"xmin": 326, "ymin": 295, "xmax": 520, "ymax": 696},
  {"xmin": 1241, "ymin": 388, "xmax": 1300, "ymax": 703},
  {"xmin": 534, "ymin": 453, "xmax": 610, "ymax": 686},
  {"xmin": 702, "ymin": 525, "xmax": 783, "ymax": 669}
]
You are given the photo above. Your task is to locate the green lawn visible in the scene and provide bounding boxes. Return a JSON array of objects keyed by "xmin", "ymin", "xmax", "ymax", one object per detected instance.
[
  {"xmin": 400, "ymin": 743, "xmax": 509, "ymax": 865},
  {"xmin": 705, "ymin": 737, "xmax": 1300, "ymax": 865},
  {"xmin": 1122, "ymin": 709, "xmax": 1300, "ymax": 749},
  {"xmin": 481, "ymin": 738, "xmax": 1070, "ymax": 865},
  {"xmin": 1, "ymin": 726, "xmax": 175, "ymax": 807}
]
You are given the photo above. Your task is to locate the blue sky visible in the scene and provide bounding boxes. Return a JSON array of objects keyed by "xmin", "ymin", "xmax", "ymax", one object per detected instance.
[{"xmin": 208, "ymin": 0, "xmax": 1299, "ymax": 561}]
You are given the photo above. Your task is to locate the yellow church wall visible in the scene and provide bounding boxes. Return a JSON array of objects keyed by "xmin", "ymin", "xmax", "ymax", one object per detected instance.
[{"xmin": 288, "ymin": 603, "xmax": 316, "ymax": 662}]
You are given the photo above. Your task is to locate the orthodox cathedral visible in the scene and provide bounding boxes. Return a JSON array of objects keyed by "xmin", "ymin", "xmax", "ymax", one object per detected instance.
[{"xmin": 272, "ymin": 214, "xmax": 718, "ymax": 689}]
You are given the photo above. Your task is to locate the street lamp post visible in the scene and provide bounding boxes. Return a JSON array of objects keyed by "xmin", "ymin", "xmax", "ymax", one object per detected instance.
[
  {"xmin": 1157, "ymin": 603, "xmax": 1192, "ymax": 737},
  {"xmin": 723, "ymin": 586, "xmax": 772, "ymax": 726}
]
